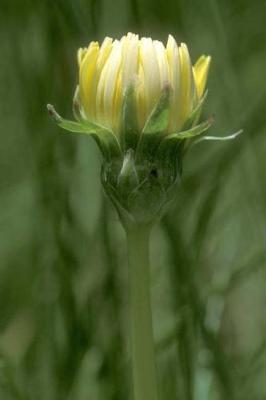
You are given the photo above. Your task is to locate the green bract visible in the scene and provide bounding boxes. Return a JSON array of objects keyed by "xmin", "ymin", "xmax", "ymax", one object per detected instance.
[{"xmin": 48, "ymin": 85, "xmax": 241, "ymax": 228}]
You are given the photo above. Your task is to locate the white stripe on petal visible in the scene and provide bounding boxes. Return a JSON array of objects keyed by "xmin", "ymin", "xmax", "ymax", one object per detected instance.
[
  {"xmin": 154, "ymin": 40, "xmax": 169, "ymax": 88},
  {"xmin": 139, "ymin": 38, "xmax": 161, "ymax": 122},
  {"xmin": 122, "ymin": 33, "xmax": 139, "ymax": 89}
]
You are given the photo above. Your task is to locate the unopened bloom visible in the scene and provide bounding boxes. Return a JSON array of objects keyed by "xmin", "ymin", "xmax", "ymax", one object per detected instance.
[
  {"xmin": 78, "ymin": 33, "xmax": 211, "ymax": 136},
  {"xmin": 48, "ymin": 33, "xmax": 216, "ymax": 226}
]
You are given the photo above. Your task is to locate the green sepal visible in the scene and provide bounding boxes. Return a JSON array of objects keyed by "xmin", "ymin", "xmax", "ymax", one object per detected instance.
[
  {"xmin": 167, "ymin": 117, "xmax": 213, "ymax": 140},
  {"xmin": 142, "ymin": 84, "xmax": 172, "ymax": 135},
  {"xmin": 47, "ymin": 104, "xmax": 121, "ymax": 160},
  {"xmin": 101, "ymin": 161, "xmax": 137, "ymax": 228},
  {"xmin": 121, "ymin": 84, "xmax": 139, "ymax": 151},
  {"xmin": 156, "ymin": 138, "xmax": 183, "ymax": 188},
  {"xmin": 136, "ymin": 85, "xmax": 172, "ymax": 161},
  {"xmin": 182, "ymin": 90, "xmax": 208, "ymax": 130},
  {"xmin": 155, "ymin": 118, "xmax": 212, "ymax": 183}
]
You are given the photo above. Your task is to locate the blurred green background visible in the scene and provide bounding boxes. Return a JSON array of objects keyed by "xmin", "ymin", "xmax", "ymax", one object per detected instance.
[{"xmin": 1, "ymin": 0, "xmax": 266, "ymax": 399}]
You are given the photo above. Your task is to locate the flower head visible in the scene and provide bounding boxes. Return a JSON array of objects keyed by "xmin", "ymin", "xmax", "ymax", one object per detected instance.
[
  {"xmin": 47, "ymin": 33, "xmax": 220, "ymax": 227},
  {"xmin": 78, "ymin": 33, "xmax": 211, "ymax": 136}
]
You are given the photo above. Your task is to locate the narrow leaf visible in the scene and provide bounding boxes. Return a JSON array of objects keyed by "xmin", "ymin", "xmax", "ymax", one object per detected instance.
[
  {"xmin": 167, "ymin": 118, "xmax": 213, "ymax": 140},
  {"xmin": 182, "ymin": 90, "xmax": 208, "ymax": 130},
  {"xmin": 121, "ymin": 84, "xmax": 139, "ymax": 151},
  {"xmin": 192, "ymin": 129, "xmax": 243, "ymax": 146},
  {"xmin": 142, "ymin": 84, "xmax": 172, "ymax": 134},
  {"xmin": 156, "ymin": 118, "xmax": 213, "ymax": 177},
  {"xmin": 136, "ymin": 85, "xmax": 172, "ymax": 161},
  {"xmin": 48, "ymin": 104, "xmax": 104, "ymax": 134},
  {"xmin": 47, "ymin": 104, "xmax": 121, "ymax": 159}
]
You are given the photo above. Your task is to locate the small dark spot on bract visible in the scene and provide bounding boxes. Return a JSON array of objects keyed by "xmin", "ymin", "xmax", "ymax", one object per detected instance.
[{"xmin": 150, "ymin": 168, "xmax": 158, "ymax": 178}]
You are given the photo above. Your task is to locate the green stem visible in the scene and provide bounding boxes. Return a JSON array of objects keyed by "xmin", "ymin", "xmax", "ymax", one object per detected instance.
[{"xmin": 126, "ymin": 226, "xmax": 158, "ymax": 400}]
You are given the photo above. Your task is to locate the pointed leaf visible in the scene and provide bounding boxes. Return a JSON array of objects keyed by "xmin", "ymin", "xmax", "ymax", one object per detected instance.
[
  {"xmin": 156, "ymin": 137, "xmax": 184, "ymax": 185},
  {"xmin": 155, "ymin": 118, "xmax": 212, "ymax": 178},
  {"xmin": 121, "ymin": 84, "xmax": 139, "ymax": 151},
  {"xmin": 192, "ymin": 129, "xmax": 243, "ymax": 146},
  {"xmin": 182, "ymin": 90, "xmax": 208, "ymax": 130},
  {"xmin": 47, "ymin": 104, "xmax": 121, "ymax": 160},
  {"xmin": 167, "ymin": 118, "xmax": 213, "ymax": 140},
  {"xmin": 142, "ymin": 84, "xmax": 172, "ymax": 134},
  {"xmin": 136, "ymin": 85, "xmax": 172, "ymax": 161}
]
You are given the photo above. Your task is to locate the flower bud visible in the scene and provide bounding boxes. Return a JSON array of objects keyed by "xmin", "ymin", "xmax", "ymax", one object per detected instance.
[{"xmin": 48, "ymin": 33, "xmax": 216, "ymax": 226}]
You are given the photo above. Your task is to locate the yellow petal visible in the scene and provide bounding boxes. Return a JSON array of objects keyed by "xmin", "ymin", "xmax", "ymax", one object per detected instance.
[
  {"xmin": 88, "ymin": 37, "xmax": 113, "ymax": 120},
  {"xmin": 77, "ymin": 48, "xmax": 87, "ymax": 66},
  {"xmin": 105, "ymin": 33, "xmax": 140, "ymax": 133},
  {"xmin": 79, "ymin": 41, "xmax": 99, "ymax": 118},
  {"xmin": 193, "ymin": 55, "xmax": 211, "ymax": 98},
  {"xmin": 166, "ymin": 35, "xmax": 180, "ymax": 131},
  {"xmin": 96, "ymin": 40, "xmax": 122, "ymax": 130},
  {"xmin": 178, "ymin": 43, "xmax": 195, "ymax": 129},
  {"xmin": 97, "ymin": 37, "xmax": 113, "ymax": 70}
]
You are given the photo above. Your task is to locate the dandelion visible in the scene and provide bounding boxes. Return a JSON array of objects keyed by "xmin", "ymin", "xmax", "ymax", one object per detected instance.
[
  {"xmin": 48, "ymin": 33, "xmax": 214, "ymax": 226},
  {"xmin": 48, "ymin": 33, "xmax": 240, "ymax": 400}
]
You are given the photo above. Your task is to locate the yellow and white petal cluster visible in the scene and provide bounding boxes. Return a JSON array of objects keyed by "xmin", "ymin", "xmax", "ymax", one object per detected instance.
[{"xmin": 78, "ymin": 33, "xmax": 211, "ymax": 135}]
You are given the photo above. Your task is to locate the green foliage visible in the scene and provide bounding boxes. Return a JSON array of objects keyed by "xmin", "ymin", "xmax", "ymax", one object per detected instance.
[{"xmin": 1, "ymin": 0, "xmax": 266, "ymax": 399}]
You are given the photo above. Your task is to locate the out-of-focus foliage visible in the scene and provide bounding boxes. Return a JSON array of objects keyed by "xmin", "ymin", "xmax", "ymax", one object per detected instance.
[{"xmin": 0, "ymin": 0, "xmax": 266, "ymax": 399}]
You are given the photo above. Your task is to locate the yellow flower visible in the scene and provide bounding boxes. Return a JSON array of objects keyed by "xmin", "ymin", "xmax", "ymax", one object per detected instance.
[
  {"xmin": 78, "ymin": 33, "xmax": 211, "ymax": 136},
  {"xmin": 48, "ymin": 34, "xmax": 241, "ymax": 226}
]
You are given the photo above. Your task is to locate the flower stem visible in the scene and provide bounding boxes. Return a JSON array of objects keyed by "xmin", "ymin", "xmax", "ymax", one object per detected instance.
[{"xmin": 126, "ymin": 226, "xmax": 158, "ymax": 400}]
